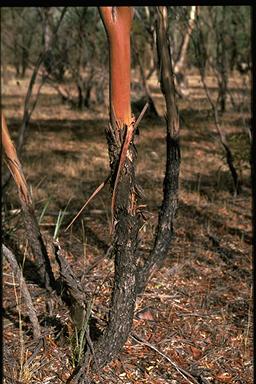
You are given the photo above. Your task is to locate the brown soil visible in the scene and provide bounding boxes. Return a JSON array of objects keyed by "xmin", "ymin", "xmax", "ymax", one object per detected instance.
[{"xmin": 2, "ymin": 67, "xmax": 252, "ymax": 383}]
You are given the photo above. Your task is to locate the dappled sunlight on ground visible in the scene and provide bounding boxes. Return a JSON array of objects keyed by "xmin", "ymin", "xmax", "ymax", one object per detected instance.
[{"xmin": 2, "ymin": 66, "xmax": 252, "ymax": 383}]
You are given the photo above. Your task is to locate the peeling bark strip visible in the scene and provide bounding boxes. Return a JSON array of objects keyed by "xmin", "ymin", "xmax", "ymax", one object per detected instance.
[
  {"xmin": 137, "ymin": 6, "xmax": 181, "ymax": 293},
  {"xmin": 2, "ymin": 114, "xmax": 55, "ymax": 291},
  {"xmin": 2, "ymin": 114, "xmax": 31, "ymax": 205}
]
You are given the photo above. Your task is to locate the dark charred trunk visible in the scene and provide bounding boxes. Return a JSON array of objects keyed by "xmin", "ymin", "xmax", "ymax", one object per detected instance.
[
  {"xmin": 137, "ymin": 6, "xmax": 180, "ymax": 293},
  {"xmin": 70, "ymin": 120, "xmax": 141, "ymax": 382},
  {"xmin": 137, "ymin": 134, "xmax": 180, "ymax": 293},
  {"xmin": 94, "ymin": 119, "xmax": 141, "ymax": 367}
]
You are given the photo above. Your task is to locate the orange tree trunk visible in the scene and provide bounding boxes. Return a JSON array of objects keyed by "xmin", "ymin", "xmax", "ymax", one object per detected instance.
[
  {"xmin": 99, "ymin": 7, "xmax": 133, "ymax": 126},
  {"xmin": 88, "ymin": 6, "xmax": 141, "ymax": 369},
  {"xmin": 61, "ymin": 7, "xmax": 180, "ymax": 381}
]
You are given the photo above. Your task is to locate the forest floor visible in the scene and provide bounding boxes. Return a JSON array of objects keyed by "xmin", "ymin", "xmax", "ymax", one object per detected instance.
[{"xmin": 2, "ymin": 67, "xmax": 253, "ymax": 384}]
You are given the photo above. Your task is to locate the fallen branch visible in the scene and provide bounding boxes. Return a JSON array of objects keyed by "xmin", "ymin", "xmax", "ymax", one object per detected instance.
[{"xmin": 3, "ymin": 244, "xmax": 41, "ymax": 340}]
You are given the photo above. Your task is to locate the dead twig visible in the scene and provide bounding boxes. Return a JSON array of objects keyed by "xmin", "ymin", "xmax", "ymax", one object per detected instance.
[
  {"xmin": 65, "ymin": 175, "xmax": 110, "ymax": 232},
  {"xmin": 130, "ymin": 332, "xmax": 202, "ymax": 384}
]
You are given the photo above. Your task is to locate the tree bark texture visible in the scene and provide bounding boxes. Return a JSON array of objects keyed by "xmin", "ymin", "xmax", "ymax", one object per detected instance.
[
  {"xmin": 93, "ymin": 123, "xmax": 141, "ymax": 368},
  {"xmin": 70, "ymin": 7, "xmax": 181, "ymax": 380},
  {"xmin": 137, "ymin": 6, "xmax": 180, "ymax": 293},
  {"xmin": 89, "ymin": 6, "xmax": 140, "ymax": 369},
  {"xmin": 69, "ymin": 9, "xmax": 140, "ymax": 380}
]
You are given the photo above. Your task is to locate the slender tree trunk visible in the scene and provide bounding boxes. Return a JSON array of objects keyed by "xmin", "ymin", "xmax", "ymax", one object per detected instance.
[
  {"xmin": 173, "ymin": 6, "xmax": 197, "ymax": 97},
  {"xmin": 174, "ymin": 6, "xmax": 197, "ymax": 75},
  {"xmin": 10, "ymin": 9, "xmax": 21, "ymax": 78},
  {"xmin": 137, "ymin": 6, "xmax": 180, "ymax": 293},
  {"xmin": 95, "ymin": 6, "xmax": 139, "ymax": 368},
  {"xmin": 69, "ymin": 9, "xmax": 140, "ymax": 381},
  {"xmin": 41, "ymin": 7, "xmax": 54, "ymax": 75},
  {"xmin": 101, "ymin": 7, "xmax": 133, "ymax": 126},
  {"xmin": 69, "ymin": 7, "xmax": 181, "ymax": 381},
  {"xmin": 216, "ymin": 6, "xmax": 228, "ymax": 113}
]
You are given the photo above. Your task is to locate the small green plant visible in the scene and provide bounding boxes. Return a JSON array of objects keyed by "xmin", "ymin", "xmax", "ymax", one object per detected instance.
[
  {"xmin": 81, "ymin": 219, "xmax": 87, "ymax": 263},
  {"xmin": 53, "ymin": 198, "xmax": 71, "ymax": 240},
  {"xmin": 70, "ymin": 300, "xmax": 93, "ymax": 367},
  {"xmin": 38, "ymin": 198, "xmax": 51, "ymax": 225}
]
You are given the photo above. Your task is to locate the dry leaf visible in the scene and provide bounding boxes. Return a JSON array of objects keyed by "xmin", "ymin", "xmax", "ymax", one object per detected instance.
[
  {"xmin": 215, "ymin": 372, "xmax": 232, "ymax": 383},
  {"xmin": 136, "ymin": 307, "xmax": 155, "ymax": 321},
  {"xmin": 190, "ymin": 345, "xmax": 202, "ymax": 359}
]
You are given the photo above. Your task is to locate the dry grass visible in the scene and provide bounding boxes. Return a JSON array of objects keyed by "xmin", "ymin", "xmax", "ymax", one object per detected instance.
[{"xmin": 2, "ymin": 66, "xmax": 252, "ymax": 383}]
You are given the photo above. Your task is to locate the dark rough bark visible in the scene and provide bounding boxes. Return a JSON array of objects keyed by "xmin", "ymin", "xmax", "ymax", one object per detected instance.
[
  {"xmin": 69, "ymin": 122, "xmax": 141, "ymax": 382},
  {"xmin": 252, "ymin": 5, "xmax": 256, "ymax": 271},
  {"xmin": 137, "ymin": 135, "xmax": 180, "ymax": 294},
  {"xmin": 137, "ymin": 6, "xmax": 180, "ymax": 293},
  {"xmin": 70, "ymin": 6, "xmax": 180, "ymax": 380},
  {"xmin": 94, "ymin": 121, "xmax": 141, "ymax": 367}
]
